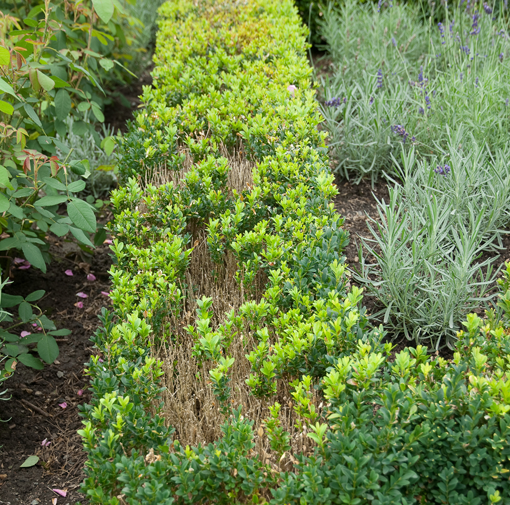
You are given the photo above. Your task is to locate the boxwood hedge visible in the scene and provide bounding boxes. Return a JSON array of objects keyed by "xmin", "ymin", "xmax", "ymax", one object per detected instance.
[{"xmin": 80, "ymin": 0, "xmax": 510, "ymax": 503}]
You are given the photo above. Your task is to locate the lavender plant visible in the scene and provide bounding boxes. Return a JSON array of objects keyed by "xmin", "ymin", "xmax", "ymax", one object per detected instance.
[{"xmin": 319, "ymin": 0, "xmax": 510, "ymax": 182}]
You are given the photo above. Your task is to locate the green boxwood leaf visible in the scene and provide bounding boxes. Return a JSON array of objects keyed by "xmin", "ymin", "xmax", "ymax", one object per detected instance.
[
  {"xmin": 37, "ymin": 334, "xmax": 59, "ymax": 363},
  {"xmin": 68, "ymin": 199, "xmax": 96, "ymax": 233}
]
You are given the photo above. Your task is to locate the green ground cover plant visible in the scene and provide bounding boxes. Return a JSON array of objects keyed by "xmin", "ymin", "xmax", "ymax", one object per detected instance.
[
  {"xmin": 320, "ymin": 0, "xmax": 510, "ymax": 348},
  {"xmin": 81, "ymin": 0, "xmax": 510, "ymax": 503}
]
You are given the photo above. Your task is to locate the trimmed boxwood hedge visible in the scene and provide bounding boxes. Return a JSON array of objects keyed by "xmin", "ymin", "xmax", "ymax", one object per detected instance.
[{"xmin": 80, "ymin": 0, "xmax": 510, "ymax": 503}]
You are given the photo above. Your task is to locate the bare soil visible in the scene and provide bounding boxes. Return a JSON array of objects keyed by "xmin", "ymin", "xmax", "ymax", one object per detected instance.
[{"xmin": 0, "ymin": 240, "xmax": 112, "ymax": 505}]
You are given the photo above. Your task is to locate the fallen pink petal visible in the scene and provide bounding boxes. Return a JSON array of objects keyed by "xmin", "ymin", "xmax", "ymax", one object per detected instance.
[
  {"xmin": 64, "ymin": 269, "xmax": 73, "ymax": 276},
  {"xmin": 75, "ymin": 301, "xmax": 84, "ymax": 309},
  {"xmin": 76, "ymin": 292, "xmax": 88, "ymax": 298},
  {"xmin": 77, "ymin": 389, "xmax": 83, "ymax": 396},
  {"xmin": 287, "ymin": 84, "xmax": 297, "ymax": 96},
  {"xmin": 58, "ymin": 402, "xmax": 67, "ymax": 409},
  {"xmin": 101, "ymin": 291, "xmax": 110, "ymax": 297},
  {"xmin": 20, "ymin": 331, "xmax": 31, "ymax": 338},
  {"xmin": 32, "ymin": 322, "xmax": 38, "ymax": 327},
  {"xmin": 103, "ymin": 239, "xmax": 113, "ymax": 244},
  {"xmin": 52, "ymin": 489, "xmax": 67, "ymax": 497},
  {"xmin": 13, "ymin": 257, "xmax": 25, "ymax": 264},
  {"xmin": 18, "ymin": 263, "xmax": 31, "ymax": 270},
  {"xmin": 87, "ymin": 273, "xmax": 96, "ymax": 282},
  {"xmin": 52, "ymin": 498, "xmax": 57, "ymax": 505},
  {"xmin": 41, "ymin": 438, "xmax": 51, "ymax": 447},
  {"xmin": 98, "ymin": 358, "xmax": 104, "ymax": 363}
]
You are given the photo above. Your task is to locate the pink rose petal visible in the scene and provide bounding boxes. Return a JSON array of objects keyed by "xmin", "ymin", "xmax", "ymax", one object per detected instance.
[
  {"xmin": 103, "ymin": 238, "xmax": 113, "ymax": 244},
  {"xmin": 76, "ymin": 292, "xmax": 88, "ymax": 298},
  {"xmin": 58, "ymin": 402, "xmax": 67, "ymax": 409},
  {"xmin": 75, "ymin": 301, "xmax": 83, "ymax": 309},
  {"xmin": 64, "ymin": 269, "xmax": 73, "ymax": 276},
  {"xmin": 86, "ymin": 273, "xmax": 96, "ymax": 282},
  {"xmin": 13, "ymin": 257, "xmax": 25, "ymax": 264},
  {"xmin": 101, "ymin": 291, "xmax": 110, "ymax": 297},
  {"xmin": 77, "ymin": 389, "xmax": 83, "ymax": 396},
  {"xmin": 20, "ymin": 331, "xmax": 31, "ymax": 338},
  {"xmin": 18, "ymin": 263, "xmax": 31, "ymax": 270},
  {"xmin": 52, "ymin": 489, "xmax": 67, "ymax": 497},
  {"xmin": 32, "ymin": 323, "xmax": 38, "ymax": 327}
]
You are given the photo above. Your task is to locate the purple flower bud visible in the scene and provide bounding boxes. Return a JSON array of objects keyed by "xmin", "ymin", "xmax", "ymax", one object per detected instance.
[
  {"xmin": 377, "ymin": 68, "xmax": 383, "ymax": 88},
  {"xmin": 483, "ymin": 2, "xmax": 493, "ymax": 14}
]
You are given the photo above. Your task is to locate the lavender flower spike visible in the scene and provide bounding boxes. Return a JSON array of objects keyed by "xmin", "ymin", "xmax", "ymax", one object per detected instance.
[{"xmin": 377, "ymin": 68, "xmax": 383, "ymax": 88}]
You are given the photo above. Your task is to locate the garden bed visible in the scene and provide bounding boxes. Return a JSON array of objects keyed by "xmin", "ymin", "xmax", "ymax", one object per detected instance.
[{"xmin": 0, "ymin": 240, "xmax": 111, "ymax": 504}]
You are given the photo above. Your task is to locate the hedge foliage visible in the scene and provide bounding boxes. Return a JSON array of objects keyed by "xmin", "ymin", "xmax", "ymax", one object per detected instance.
[{"xmin": 80, "ymin": 0, "xmax": 510, "ymax": 503}]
